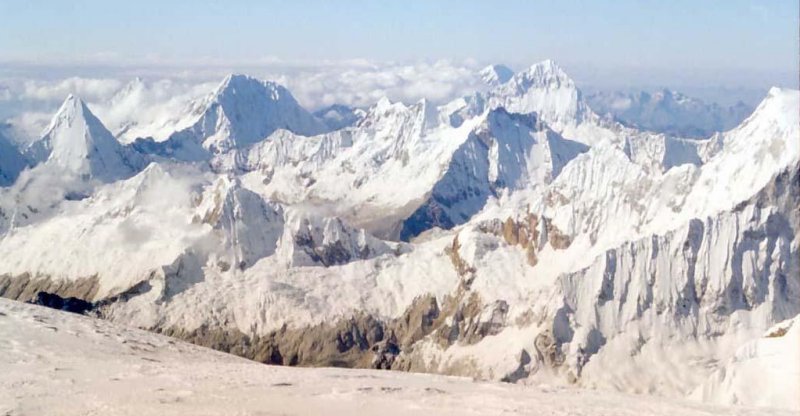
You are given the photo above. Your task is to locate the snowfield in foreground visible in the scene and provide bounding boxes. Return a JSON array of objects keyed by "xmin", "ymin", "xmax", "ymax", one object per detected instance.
[{"xmin": 0, "ymin": 299, "xmax": 791, "ymax": 416}]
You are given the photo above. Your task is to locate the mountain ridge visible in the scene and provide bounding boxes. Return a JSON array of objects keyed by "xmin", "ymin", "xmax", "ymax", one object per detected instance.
[{"xmin": 0, "ymin": 63, "xmax": 796, "ymax": 411}]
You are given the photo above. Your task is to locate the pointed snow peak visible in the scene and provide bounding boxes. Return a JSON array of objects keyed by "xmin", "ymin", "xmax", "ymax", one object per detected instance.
[
  {"xmin": 517, "ymin": 59, "xmax": 574, "ymax": 87},
  {"xmin": 58, "ymin": 94, "xmax": 85, "ymax": 114},
  {"xmin": 488, "ymin": 60, "xmax": 592, "ymax": 130},
  {"xmin": 47, "ymin": 94, "xmax": 96, "ymax": 134},
  {"xmin": 219, "ymin": 73, "xmax": 260, "ymax": 89},
  {"xmin": 30, "ymin": 94, "xmax": 144, "ymax": 181},
  {"xmin": 375, "ymin": 96, "xmax": 394, "ymax": 111},
  {"xmin": 480, "ymin": 64, "xmax": 514, "ymax": 86},
  {"xmin": 735, "ymin": 87, "xmax": 799, "ymax": 134},
  {"xmin": 172, "ymin": 74, "xmax": 327, "ymax": 153},
  {"xmin": 212, "ymin": 73, "xmax": 292, "ymax": 105}
]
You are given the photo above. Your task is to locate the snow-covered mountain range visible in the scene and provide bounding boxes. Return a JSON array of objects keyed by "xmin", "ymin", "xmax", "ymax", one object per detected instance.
[
  {"xmin": 0, "ymin": 60, "xmax": 797, "ymax": 411},
  {"xmin": 586, "ymin": 89, "xmax": 754, "ymax": 138}
]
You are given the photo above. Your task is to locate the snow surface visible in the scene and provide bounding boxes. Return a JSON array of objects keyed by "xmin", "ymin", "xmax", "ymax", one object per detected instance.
[
  {"xmin": 0, "ymin": 298, "xmax": 788, "ymax": 416},
  {"xmin": 24, "ymin": 95, "xmax": 145, "ymax": 181},
  {"xmin": 692, "ymin": 316, "xmax": 800, "ymax": 409},
  {"xmin": 480, "ymin": 64, "xmax": 514, "ymax": 86}
]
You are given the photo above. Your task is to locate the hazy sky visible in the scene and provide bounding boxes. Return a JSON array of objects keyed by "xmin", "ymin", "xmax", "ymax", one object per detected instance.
[{"xmin": 1, "ymin": 0, "xmax": 797, "ymax": 89}]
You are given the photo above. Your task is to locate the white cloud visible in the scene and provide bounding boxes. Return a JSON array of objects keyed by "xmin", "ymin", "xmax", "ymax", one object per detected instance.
[
  {"xmin": 21, "ymin": 77, "xmax": 123, "ymax": 102},
  {"xmin": 280, "ymin": 60, "xmax": 486, "ymax": 109},
  {"xmin": 0, "ymin": 59, "xmax": 493, "ymax": 143}
]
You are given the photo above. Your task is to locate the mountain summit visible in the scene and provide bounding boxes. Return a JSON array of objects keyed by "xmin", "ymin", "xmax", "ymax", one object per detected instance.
[
  {"xmin": 26, "ymin": 95, "xmax": 145, "ymax": 181},
  {"xmin": 489, "ymin": 60, "xmax": 593, "ymax": 131},
  {"xmin": 480, "ymin": 64, "xmax": 514, "ymax": 86},
  {"xmin": 183, "ymin": 74, "xmax": 327, "ymax": 153},
  {"xmin": 133, "ymin": 74, "xmax": 329, "ymax": 160}
]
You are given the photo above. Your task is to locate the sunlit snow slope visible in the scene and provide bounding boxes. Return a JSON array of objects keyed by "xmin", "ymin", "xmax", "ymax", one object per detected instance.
[{"xmin": 0, "ymin": 299, "xmax": 790, "ymax": 416}]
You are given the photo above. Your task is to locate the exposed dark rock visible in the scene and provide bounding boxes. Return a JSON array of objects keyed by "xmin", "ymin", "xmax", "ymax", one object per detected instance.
[
  {"xmin": 31, "ymin": 291, "xmax": 94, "ymax": 315},
  {"xmin": 0, "ymin": 274, "xmax": 101, "ymax": 303}
]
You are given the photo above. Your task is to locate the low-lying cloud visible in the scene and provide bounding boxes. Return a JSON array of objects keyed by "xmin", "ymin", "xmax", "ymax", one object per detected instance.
[{"xmin": 0, "ymin": 60, "xmax": 491, "ymax": 144}]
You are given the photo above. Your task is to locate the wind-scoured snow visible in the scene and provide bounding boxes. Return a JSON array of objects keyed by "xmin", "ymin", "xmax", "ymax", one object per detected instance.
[{"xmin": 1, "ymin": 298, "xmax": 788, "ymax": 416}]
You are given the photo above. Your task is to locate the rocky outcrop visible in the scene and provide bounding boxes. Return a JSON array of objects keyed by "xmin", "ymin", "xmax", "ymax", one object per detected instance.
[
  {"xmin": 0, "ymin": 274, "xmax": 101, "ymax": 303},
  {"xmin": 98, "ymin": 284, "xmax": 512, "ymax": 378},
  {"xmin": 281, "ymin": 213, "xmax": 401, "ymax": 267},
  {"xmin": 150, "ymin": 294, "xmax": 441, "ymax": 370},
  {"xmin": 32, "ymin": 291, "xmax": 94, "ymax": 314},
  {"xmin": 477, "ymin": 212, "xmax": 571, "ymax": 266}
]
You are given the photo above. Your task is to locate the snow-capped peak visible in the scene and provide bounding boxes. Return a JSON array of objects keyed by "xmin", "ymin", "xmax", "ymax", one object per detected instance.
[
  {"xmin": 728, "ymin": 87, "xmax": 799, "ymax": 141},
  {"xmin": 515, "ymin": 59, "xmax": 574, "ymax": 88},
  {"xmin": 480, "ymin": 64, "xmax": 514, "ymax": 86},
  {"xmin": 26, "ymin": 95, "xmax": 145, "ymax": 181},
  {"xmin": 488, "ymin": 60, "xmax": 594, "ymax": 133},
  {"xmin": 174, "ymin": 74, "xmax": 328, "ymax": 154}
]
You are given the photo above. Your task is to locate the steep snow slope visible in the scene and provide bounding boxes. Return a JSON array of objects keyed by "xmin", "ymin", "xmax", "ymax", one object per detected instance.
[
  {"xmin": 480, "ymin": 64, "xmax": 514, "ymax": 86},
  {"xmin": 0, "ymin": 131, "xmax": 26, "ymax": 186},
  {"xmin": 3, "ymin": 299, "xmax": 782, "ymax": 416},
  {"xmin": 488, "ymin": 60, "xmax": 595, "ymax": 134},
  {"xmin": 0, "ymin": 163, "xmax": 215, "ymax": 297},
  {"xmin": 399, "ymin": 108, "xmax": 588, "ymax": 239},
  {"xmin": 224, "ymin": 100, "xmax": 587, "ymax": 240},
  {"xmin": 133, "ymin": 74, "xmax": 328, "ymax": 160},
  {"xmin": 25, "ymin": 95, "xmax": 145, "ymax": 181},
  {"xmin": 96, "ymin": 77, "xmax": 216, "ymax": 143},
  {"xmin": 692, "ymin": 316, "xmax": 800, "ymax": 409}
]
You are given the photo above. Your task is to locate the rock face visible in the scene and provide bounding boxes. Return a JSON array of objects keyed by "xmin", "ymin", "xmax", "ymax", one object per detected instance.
[
  {"xmin": 0, "ymin": 67, "xmax": 797, "ymax": 411},
  {"xmin": 536, "ymin": 164, "xmax": 800, "ymax": 390},
  {"xmin": 32, "ymin": 291, "xmax": 94, "ymax": 314},
  {"xmin": 279, "ymin": 212, "xmax": 400, "ymax": 267}
]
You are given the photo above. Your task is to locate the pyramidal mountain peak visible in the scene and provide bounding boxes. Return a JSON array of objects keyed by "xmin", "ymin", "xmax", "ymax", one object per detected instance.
[
  {"xmin": 515, "ymin": 59, "xmax": 574, "ymax": 87},
  {"xmin": 25, "ymin": 94, "xmax": 145, "ymax": 181},
  {"xmin": 486, "ymin": 60, "xmax": 595, "ymax": 135},
  {"xmin": 155, "ymin": 74, "xmax": 328, "ymax": 157}
]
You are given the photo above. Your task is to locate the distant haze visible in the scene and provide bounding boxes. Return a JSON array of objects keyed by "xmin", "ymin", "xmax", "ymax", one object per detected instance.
[{"xmin": 0, "ymin": 0, "xmax": 797, "ymax": 92}]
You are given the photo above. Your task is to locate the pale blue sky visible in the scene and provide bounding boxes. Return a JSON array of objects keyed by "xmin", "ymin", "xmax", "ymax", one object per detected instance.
[{"xmin": 1, "ymin": 0, "xmax": 797, "ymax": 89}]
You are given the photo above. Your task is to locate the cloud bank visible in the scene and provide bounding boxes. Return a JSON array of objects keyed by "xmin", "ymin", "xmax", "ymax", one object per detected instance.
[{"xmin": 0, "ymin": 60, "xmax": 492, "ymax": 144}]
